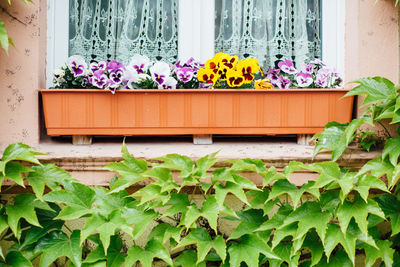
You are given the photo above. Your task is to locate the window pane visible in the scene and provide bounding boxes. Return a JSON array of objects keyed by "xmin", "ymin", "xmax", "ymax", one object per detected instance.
[
  {"xmin": 215, "ymin": 0, "xmax": 321, "ymax": 69},
  {"xmin": 69, "ymin": 0, "xmax": 179, "ymax": 64}
]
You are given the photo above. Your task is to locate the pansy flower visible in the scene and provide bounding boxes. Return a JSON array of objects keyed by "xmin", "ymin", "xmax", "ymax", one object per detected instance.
[
  {"xmin": 197, "ymin": 68, "xmax": 218, "ymax": 86},
  {"xmin": 217, "ymin": 66, "xmax": 229, "ymax": 81},
  {"xmin": 110, "ymin": 69, "xmax": 124, "ymax": 85},
  {"xmin": 66, "ymin": 55, "xmax": 87, "ymax": 77},
  {"xmin": 176, "ymin": 67, "xmax": 195, "ymax": 83},
  {"xmin": 226, "ymin": 69, "xmax": 245, "ymax": 88},
  {"xmin": 266, "ymin": 68, "xmax": 281, "ymax": 84},
  {"xmin": 89, "ymin": 61, "xmax": 107, "ymax": 73},
  {"xmin": 123, "ymin": 66, "xmax": 139, "ymax": 89},
  {"xmin": 278, "ymin": 59, "xmax": 297, "ymax": 74},
  {"xmin": 254, "ymin": 79, "xmax": 273, "ymax": 89},
  {"xmin": 276, "ymin": 75, "xmax": 292, "ymax": 89},
  {"xmin": 205, "ymin": 57, "xmax": 221, "ymax": 74},
  {"xmin": 53, "ymin": 68, "xmax": 66, "ymax": 84},
  {"xmin": 89, "ymin": 70, "xmax": 108, "ymax": 89},
  {"xmin": 310, "ymin": 59, "xmax": 327, "ymax": 67},
  {"xmin": 295, "ymin": 72, "xmax": 313, "ymax": 88},
  {"xmin": 159, "ymin": 77, "xmax": 178, "ymax": 89},
  {"xmin": 107, "ymin": 60, "xmax": 125, "ymax": 73},
  {"xmin": 221, "ymin": 55, "xmax": 239, "ymax": 69},
  {"xmin": 150, "ymin": 62, "xmax": 171, "ymax": 85},
  {"xmin": 301, "ymin": 64, "xmax": 315, "ymax": 74},
  {"xmin": 237, "ymin": 58, "xmax": 260, "ymax": 83},
  {"xmin": 316, "ymin": 68, "xmax": 333, "ymax": 88},
  {"xmin": 129, "ymin": 54, "xmax": 150, "ymax": 74}
]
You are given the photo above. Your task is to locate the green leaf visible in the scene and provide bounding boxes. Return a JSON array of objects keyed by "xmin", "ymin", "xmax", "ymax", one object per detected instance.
[
  {"xmin": 347, "ymin": 77, "xmax": 396, "ymax": 105},
  {"xmin": 26, "ymin": 164, "xmax": 75, "ymax": 198},
  {"xmin": 4, "ymin": 251, "xmax": 33, "ymax": 267},
  {"xmin": 132, "ymin": 184, "xmax": 169, "ymax": 206},
  {"xmin": 324, "ymin": 223, "xmax": 356, "ymax": 264},
  {"xmin": 374, "ymin": 193, "xmax": 400, "ymax": 235},
  {"xmin": 43, "ymin": 182, "xmax": 95, "ymax": 210},
  {"xmin": 174, "ymin": 250, "xmax": 206, "ymax": 267},
  {"xmin": 215, "ymin": 181, "xmax": 249, "ymax": 206},
  {"xmin": 0, "ymin": 18, "xmax": 10, "ymax": 53},
  {"xmin": 177, "ymin": 228, "xmax": 226, "ymax": 263},
  {"xmin": 147, "ymin": 223, "xmax": 182, "ymax": 245},
  {"xmin": 358, "ymin": 157, "xmax": 394, "ymax": 186},
  {"xmin": 317, "ymin": 249, "xmax": 353, "ymax": 267},
  {"xmin": 156, "ymin": 154, "xmax": 194, "ymax": 178},
  {"xmin": 125, "ymin": 239, "xmax": 173, "ymax": 267},
  {"xmin": 181, "ymin": 196, "xmax": 220, "ymax": 232},
  {"xmin": 145, "ymin": 167, "xmax": 179, "ymax": 193},
  {"xmin": 362, "ymin": 240, "xmax": 394, "ymax": 267},
  {"xmin": 229, "ymin": 158, "xmax": 267, "ymax": 173},
  {"xmin": 382, "ymin": 136, "xmax": 400, "ymax": 166},
  {"xmin": 257, "ymin": 204, "xmax": 293, "ymax": 232},
  {"xmin": 303, "ymin": 231, "xmax": 324, "ymax": 267},
  {"xmin": 355, "ymin": 174, "xmax": 388, "ymax": 202},
  {"xmin": 36, "ymin": 230, "xmax": 82, "ymax": 267},
  {"xmin": 270, "ymin": 242, "xmax": 300, "ymax": 267},
  {"xmin": 1, "ymin": 143, "xmax": 41, "ymax": 173},
  {"xmin": 279, "ymin": 202, "xmax": 331, "ymax": 242},
  {"xmin": 211, "ymin": 168, "xmax": 235, "ymax": 183},
  {"xmin": 195, "ymin": 152, "xmax": 219, "ymax": 178},
  {"xmin": 163, "ymin": 193, "xmax": 189, "ymax": 218},
  {"xmin": 336, "ymin": 194, "xmax": 385, "ymax": 236},
  {"xmin": 228, "ymin": 234, "xmax": 279, "ymax": 267},
  {"xmin": 6, "ymin": 193, "xmax": 51, "ymax": 238},
  {"xmin": 229, "ymin": 209, "xmax": 267, "ymax": 240},
  {"xmin": 121, "ymin": 201, "xmax": 158, "ymax": 239}
]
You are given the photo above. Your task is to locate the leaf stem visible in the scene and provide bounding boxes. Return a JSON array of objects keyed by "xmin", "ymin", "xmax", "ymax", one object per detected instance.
[{"xmin": 377, "ymin": 121, "xmax": 392, "ymax": 138}]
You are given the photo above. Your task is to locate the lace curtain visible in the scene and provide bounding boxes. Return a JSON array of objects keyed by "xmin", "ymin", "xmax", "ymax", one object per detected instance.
[
  {"xmin": 69, "ymin": 0, "xmax": 179, "ymax": 64},
  {"xmin": 215, "ymin": 0, "xmax": 321, "ymax": 69}
]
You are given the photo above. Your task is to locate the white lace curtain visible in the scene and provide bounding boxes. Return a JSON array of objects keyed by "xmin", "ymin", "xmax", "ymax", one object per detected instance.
[
  {"xmin": 69, "ymin": 0, "xmax": 179, "ymax": 64},
  {"xmin": 215, "ymin": 0, "xmax": 321, "ymax": 69},
  {"xmin": 69, "ymin": 0, "xmax": 321, "ymax": 68}
]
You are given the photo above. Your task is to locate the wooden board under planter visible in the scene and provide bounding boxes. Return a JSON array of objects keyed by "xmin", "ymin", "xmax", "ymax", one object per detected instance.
[{"xmin": 39, "ymin": 89, "xmax": 353, "ymax": 144}]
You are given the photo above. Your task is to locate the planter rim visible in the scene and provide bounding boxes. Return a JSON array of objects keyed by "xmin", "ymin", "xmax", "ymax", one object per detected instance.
[{"xmin": 39, "ymin": 88, "xmax": 351, "ymax": 93}]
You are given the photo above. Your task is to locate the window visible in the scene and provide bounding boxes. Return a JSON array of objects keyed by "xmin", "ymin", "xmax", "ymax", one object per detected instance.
[{"xmin": 46, "ymin": 0, "xmax": 344, "ymax": 86}]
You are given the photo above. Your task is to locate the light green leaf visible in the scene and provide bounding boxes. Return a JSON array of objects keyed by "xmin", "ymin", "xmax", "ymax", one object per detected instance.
[
  {"xmin": 257, "ymin": 204, "xmax": 293, "ymax": 232},
  {"xmin": 6, "ymin": 193, "xmax": 51, "ymax": 238},
  {"xmin": 125, "ymin": 239, "xmax": 172, "ymax": 267},
  {"xmin": 382, "ymin": 136, "xmax": 400, "ymax": 166},
  {"xmin": 268, "ymin": 180, "xmax": 319, "ymax": 208},
  {"xmin": 195, "ymin": 152, "xmax": 219, "ymax": 178},
  {"xmin": 228, "ymin": 234, "xmax": 279, "ymax": 267},
  {"xmin": 211, "ymin": 168, "xmax": 235, "ymax": 183},
  {"xmin": 358, "ymin": 157, "xmax": 394, "ymax": 186},
  {"xmin": 156, "ymin": 154, "xmax": 194, "ymax": 178},
  {"xmin": 229, "ymin": 158, "xmax": 267, "ymax": 173},
  {"xmin": 147, "ymin": 223, "xmax": 182, "ymax": 245},
  {"xmin": 215, "ymin": 181, "xmax": 249, "ymax": 206},
  {"xmin": 176, "ymin": 228, "xmax": 226, "ymax": 263},
  {"xmin": 347, "ymin": 77, "xmax": 396, "ymax": 105},
  {"xmin": 43, "ymin": 182, "xmax": 95, "ymax": 210},
  {"xmin": 146, "ymin": 167, "xmax": 179, "ymax": 193},
  {"xmin": 336, "ymin": 194, "xmax": 385, "ymax": 236},
  {"xmin": 0, "ymin": 161, "xmax": 32, "ymax": 188},
  {"xmin": 271, "ymin": 242, "xmax": 300, "ymax": 267},
  {"xmin": 181, "ymin": 196, "xmax": 220, "ymax": 232},
  {"xmin": 36, "ymin": 230, "xmax": 82, "ymax": 267},
  {"xmin": 1, "ymin": 143, "xmax": 41, "ymax": 173},
  {"xmin": 163, "ymin": 193, "xmax": 189, "ymax": 218},
  {"xmin": 121, "ymin": 201, "xmax": 158, "ymax": 239},
  {"xmin": 355, "ymin": 174, "xmax": 388, "ymax": 202},
  {"xmin": 324, "ymin": 223, "xmax": 356, "ymax": 264},
  {"xmin": 362, "ymin": 240, "xmax": 394, "ymax": 267},
  {"xmin": 0, "ymin": 18, "xmax": 10, "ymax": 53}
]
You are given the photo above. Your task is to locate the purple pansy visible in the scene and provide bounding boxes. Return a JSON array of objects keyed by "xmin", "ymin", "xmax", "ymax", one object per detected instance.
[
  {"xmin": 302, "ymin": 64, "xmax": 315, "ymax": 74},
  {"xmin": 310, "ymin": 59, "xmax": 327, "ymax": 67},
  {"xmin": 107, "ymin": 60, "xmax": 125, "ymax": 73},
  {"xmin": 66, "ymin": 55, "xmax": 87, "ymax": 77},
  {"xmin": 110, "ymin": 69, "xmax": 124, "ymax": 85},
  {"xmin": 89, "ymin": 70, "xmax": 108, "ymax": 89},
  {"xmin": 276, "ymin": 75, "xmax": 292, "ymax": 89},
  {"xmin": 315, "ymin": 68, "xmax": 333, "ymax": 88},
  {"xmin": 89, "ymin": 61, "xmax": 107, "ymax": 73},
  {"xmin": 176, "ymin": 67, "xmax": 195, "ymax": 83},
  {"xmin": 159, "ymin": 77, "xmax": 178, "ymax": 89},
  {"xmin": 150, "ymin": 62, "xmax": 171, "ymax": 85},
  {"xmin": 295, "ymin": 72, "xmax": 313, "ymax": 88},
  {"xmin": 278, "ymin": 59, "xmax": 297, "ymax": 74},
  {"xmin": 266, "ymin": 68, "xmax": 281, "ymax": 84}
]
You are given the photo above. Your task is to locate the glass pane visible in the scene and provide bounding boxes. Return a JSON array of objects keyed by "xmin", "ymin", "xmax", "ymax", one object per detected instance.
[
  {"xmin": 69, "ymin": 0, "xmax": 179, "ymax": 64},
  {"xmin": 214, "ymin": 0, "xmax": 322, "ymax": 69}
]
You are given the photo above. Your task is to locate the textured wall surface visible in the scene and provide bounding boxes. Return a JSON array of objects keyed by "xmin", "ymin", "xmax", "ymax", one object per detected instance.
[{"xmin": 0, "ymin": 0, "xmax": 398, "ymax": 148}]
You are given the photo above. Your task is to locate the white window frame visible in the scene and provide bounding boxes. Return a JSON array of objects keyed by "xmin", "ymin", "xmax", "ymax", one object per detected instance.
[{"xmin": 46, "ymin": 0, "xmax": 345, "ymax": 87}]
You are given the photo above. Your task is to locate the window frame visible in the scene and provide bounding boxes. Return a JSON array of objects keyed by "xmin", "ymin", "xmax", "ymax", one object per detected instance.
[{"xmin": 46, "ymin": 0, "xmax": 345, "ymax": 88}]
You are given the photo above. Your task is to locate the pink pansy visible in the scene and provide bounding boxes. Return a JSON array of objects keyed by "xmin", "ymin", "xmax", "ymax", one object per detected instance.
[
  {"xmin": 66, "ymin": 55, "xmax": 87, "ymax": 77},
  {"xmin": 295, "ymin": 72, "xmax": 313, "ymax": 88},
  {"xmin": 176, "ymin": 67, "xmax": 195, "ymax": 83},
  {"xmin": 128, "ymin": 54, "xmax": 150, "ymax": 74},
  {"xmin": 158, "ymin": 76, "xmax": 178, "ymax": 89},
  {"xmin": 276, "ymin": 75, "xmax": 292, "ymax": 89},
  {"xmin": 89, "ymin": 70, "xmax": 108, "ymax": 89},
  {"xmin": 278, "ymin": 59, "xmax": 297, "ymax": 74}
]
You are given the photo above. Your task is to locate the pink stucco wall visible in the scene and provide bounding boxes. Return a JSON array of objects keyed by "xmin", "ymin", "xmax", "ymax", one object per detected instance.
[{"xmin": 0, "ymin": 0, "xmax": 398, "ymax": 147}]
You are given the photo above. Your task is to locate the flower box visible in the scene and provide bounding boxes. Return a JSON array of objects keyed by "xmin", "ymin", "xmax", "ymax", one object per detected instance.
[{"xmin": 39, "ymin": 88, "xmax": 353, "ymax": 144}]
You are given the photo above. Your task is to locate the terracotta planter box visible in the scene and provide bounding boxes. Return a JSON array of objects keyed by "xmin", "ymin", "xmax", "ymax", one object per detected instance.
[{"xmin": 39, "ymin": 89, "xmax": 353, "ymax": 144}]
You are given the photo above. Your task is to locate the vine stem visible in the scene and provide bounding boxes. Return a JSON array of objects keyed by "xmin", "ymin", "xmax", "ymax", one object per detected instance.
[
  {"xmin": 377, "ymin": 121, "xmax": 392, "ymax": 138},
  {"xmin": 0, "ymin": 6, "xmax": 27, "ymax": 26}
]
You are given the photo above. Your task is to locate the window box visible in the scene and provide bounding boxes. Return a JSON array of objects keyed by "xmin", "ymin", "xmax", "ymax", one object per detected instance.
[{"xmin": 39, "ymin": 89, "xmax": 353, "ymax": 144}]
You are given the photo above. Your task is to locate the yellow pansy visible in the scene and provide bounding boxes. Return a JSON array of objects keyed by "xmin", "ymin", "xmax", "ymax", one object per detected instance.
[
  {"xmin": 226, "ymin": 69, "xmax": 245, "ymax": 88},
  {"xmin": 197, "ymin": 68, "xmax": 219, "ymax": 85},
  {"xmin": 221, "ymin": 55, "xmax": 239, "ymax": 69},
  {"xmin": 237, "ymin": 58, "xmax": 261, "ymax": 83},
  {"xmin": 217, "ymin": 66, "xmax": 229, "ymax": 81},
  {"xmin": 254, "ymin": 79, "xmax": 273, "ymax": 89}
]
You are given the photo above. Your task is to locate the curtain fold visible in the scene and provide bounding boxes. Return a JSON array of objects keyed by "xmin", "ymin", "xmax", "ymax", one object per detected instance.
[
  {"xmin": 69, "ymin": 0, "xmax": 179, "ymax": 64},
  {"xmin": 214, "ymin": 0, "xmax": 321, "ymax": 69}
]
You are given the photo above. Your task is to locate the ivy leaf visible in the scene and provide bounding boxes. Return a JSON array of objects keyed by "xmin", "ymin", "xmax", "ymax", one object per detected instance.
[
  {"xmin": 132, "ymin": 184, "xmax": 169, "ymax": 206},
  {"xmin": 355, "ymin": 174, "xmax": 388, "ymax": 202},
  {"xmin": 211, "ymin": 168, "xmax": 235, "ymax": 183},
  {"xmin": 268, "ymin": 180, "xmax": 318, "ymax": 208},
  {"xmin": 4, "ymin": 251, "xmax": 33, "ymax": 267},
  {"xmin": 229, "ymin": 209, "xmax": 267, "ymax": 240},
  {"xmin": 125, "ymin": 239, "xmax": 173, "ymax": 267},
  {"xmin": 43, "ymin": 182, "xmax": 95, "ymax": 210},
  {"xmin": 279, "ymin": 202, "xmax": 331, "ymax": 242},
  {"xmin": 215, "ymin": 181, "xmax": 249, "ymax": 206},
  {"xmin": 270, "ymin": 242, "xmax": 300, "ymax": 267},
  {"xmin": 174, "ymin": 250, "xmax": 206, "ymax": 267},
  {"xmin": 6, "ymin": 193, "xmax": 51, "ymax": 238},
  {"xmin": 358, "ymin": 157, "xmax": 394, "ymax": 186},
  {"xmin": 26, "ymin": 164, "xmax": 75, "ymax": 199},
  {"xmin": 0, "ymin": 161, "xmax": 32, "ymax": 188},
  {"xmin": 194, "ymin": 152, "xmax": 219, "ymax": 178},
  {"xmin": 36, "ymin": 230, "xmax": 82, "ymax": 267},
  {"xmin": 336, "ymin": 194, "xmax": 385, "ymax": 236},
  {"xmin": 0, "ymin": 143, "xmax": 41, "ymax": 173},
  {"xmin": 316, "ymin": 249, "xmax": 353, "ymax": 267},
  {"xmin": 257, "ymin": 204, "xmax": 293, "ymax": 232},
  {"xmin": 324, "ymin": 223, "xmax": 356, "ymax": 264},
  {"xmin": 176, "ymin": 228, "xmax": 226, "ymax": 263},
  {"xmin": 347, "ymin": 77, "xmax": 396, "ymax": 105},
  {"xmin": 261, "ymin": 166, "xmax": 286, "ymax": 186},
  {"xmin": 121, "ymin": 200, "xmax": 158, "ymax": 239},
  {"xmin": 182, "ymin": 196, "xmax": 221, "ymax": 232},
  {"xmin": 362, "ymin": 240, "xmax": 394, "ymax": 267},
  {"xmin": 145, "ymin": 167, "xmax": 179, "ymax": 193},
  {"xmin": 163, "ymin": 193, "xmax": 189, "ymax": 218},
  {"xmin": 228, "ymin": 234, "xmax": 279, "ymax": 267},
  {"xmin": 0, "ymin": 18, "xmax": 11, "ymax": 53},
  {"xmin": 303, "ymin": 231, "xmax": 324, "ymax": 267},
  {"xmin": 382, "ymin": 136, "xmax": 400, "ymax": 166},
  {"xmin": 147, "ymin": 223, "xmax": 182, "ymax": 245},
  {"xmin": 229, "ymin": 158, "xmax": 267, "ymax": 173},
  {"xmin": 156, "ymin": 154, "xmax": 194, "ymax": 178},
  {"xmin": 374, "ymin": 193, "xmax": 400, "ymax": 235}
]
